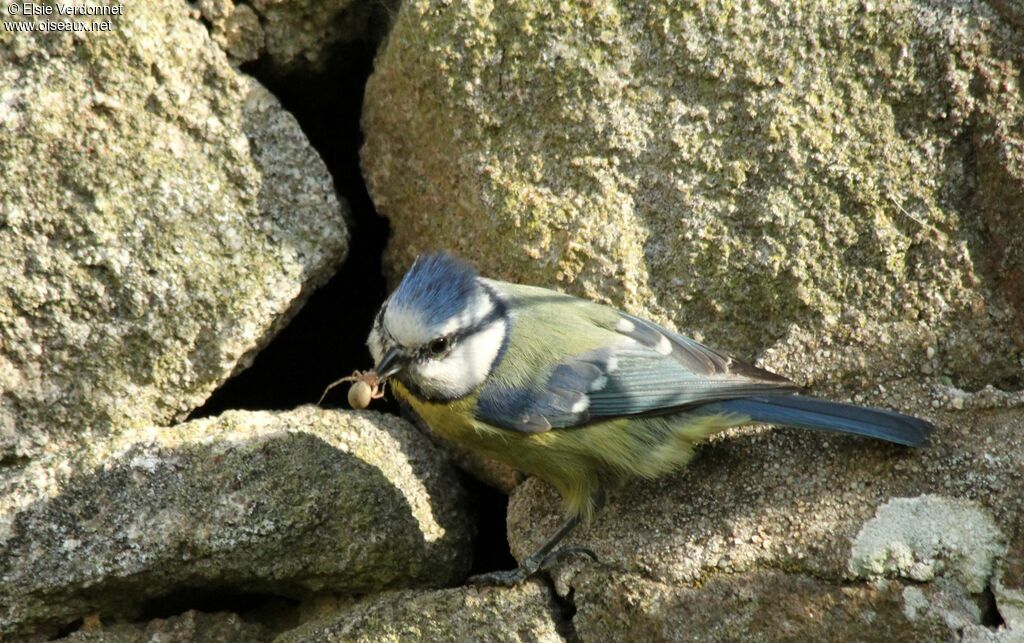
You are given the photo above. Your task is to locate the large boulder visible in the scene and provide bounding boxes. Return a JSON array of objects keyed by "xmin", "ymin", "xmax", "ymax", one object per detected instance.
[
  {"xmin": 0, "ymin": 408, "xmax": 474, "ymax": 638},
  {"xmin": 362, "ymin": 0, "xmax": 1024, "ymax": 394},
  {"xmin": 0, "ymin": 0, "xmax": 348, "ymax": 461}
]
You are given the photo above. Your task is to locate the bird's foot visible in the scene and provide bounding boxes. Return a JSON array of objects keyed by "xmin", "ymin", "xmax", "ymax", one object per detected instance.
[
  {"xmin": 466, "ymin": 545, "xmax": 599, "ymax": 586},
  {"xmin": 540, "ymin": 544, "xmax": 599, "ymax": 568}
]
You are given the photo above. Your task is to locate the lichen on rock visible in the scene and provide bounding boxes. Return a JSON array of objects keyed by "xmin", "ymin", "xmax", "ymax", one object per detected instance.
[
  {"xmin": 0, "ymin": 0, "xmax": 349, "ymax": 460},
  {"xmin": 847, "ymin": 495, "xmax": 1004, "ymax": 593},
  {"xmin": 194, "ymin": 0, "xmax": 398, "ymax": 70}
]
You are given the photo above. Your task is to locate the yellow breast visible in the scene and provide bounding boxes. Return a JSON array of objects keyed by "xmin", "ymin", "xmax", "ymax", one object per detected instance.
[
  {"xmin": 391, "ymin": 381, "xmax": 479, "ymax": 442},
  {"xmin": 389, "ymin": 380, "xmax": 745, "ymax": 520}
]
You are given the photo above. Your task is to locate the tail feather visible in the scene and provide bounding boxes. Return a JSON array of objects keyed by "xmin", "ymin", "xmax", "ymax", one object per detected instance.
[{"xmin": 713, "ymin": 395, "xmax": 933, "ymax": 447}]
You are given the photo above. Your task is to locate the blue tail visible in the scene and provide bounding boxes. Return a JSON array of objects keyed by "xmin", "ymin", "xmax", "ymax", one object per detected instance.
[{"xmin": 712, "ymin": 395, "xmax": 933, "ymax": 447}]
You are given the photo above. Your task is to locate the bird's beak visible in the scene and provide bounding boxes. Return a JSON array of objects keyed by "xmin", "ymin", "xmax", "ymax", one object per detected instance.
[{"xmin": 375, "ymin": 347, "xmax": 405, "ymax": 379}]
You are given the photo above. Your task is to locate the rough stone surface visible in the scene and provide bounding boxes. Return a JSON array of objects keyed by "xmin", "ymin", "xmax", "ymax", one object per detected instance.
[
  {"xmin": 277, "ymin": 582, "xmax": 565, "ymax": 642},
  {"xmin": 0, "ymin": 408, "xmax": 474, "ymax": 638},
  {"xmin": 58, "ymin": 610, "xmax": 274, "ymax": 643},
  {"xmin": 507, "ymin": 396, "xmax": 1023, "ymax": 640},
  {"xmin": 993, "ymin": 545, "xmax": 1024, "ymax": 633},
  {"xmin": 362, "ymin": 0, "xmax": 1024, "ymax": 395},
  {"xmin": 195, "ymin": 0, "xmax": 397, "ymax": 69},
  {"xmin": 195, "ymin": 0, "xmax": 265, "ymax": 63},
  {"xmin": 571, "ymin": 569, "xmax": 955, "ymax": 642},
  {"xmin": 0, "ymin": 0, "xmax": 349, "ymax": 461}
]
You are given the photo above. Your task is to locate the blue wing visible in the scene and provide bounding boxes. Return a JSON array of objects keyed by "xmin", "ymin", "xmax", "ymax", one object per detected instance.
[{"xmin": 475, "ymin": 313, "xmax": 797, "ymax": 433}]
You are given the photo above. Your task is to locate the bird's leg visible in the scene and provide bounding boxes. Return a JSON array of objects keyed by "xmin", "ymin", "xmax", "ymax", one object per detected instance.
[
  {"xmin": 467, "ymin": 489, "xmax": 604, "ymax": 587},
  {"xmin": 466, "ymin": 514, "xmax": 593, "ymax": 586}
]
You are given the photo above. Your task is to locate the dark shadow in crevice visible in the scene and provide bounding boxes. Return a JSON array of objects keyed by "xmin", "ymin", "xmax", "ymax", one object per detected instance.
[
  {"xmin": 548, "ymin": 581, "xmax": 582, "ymax": 643},
  {"xmin": 979, "ymin": 584, "xmax": 1006, "ymax": 629},
  {"xmin": 53, "ymin": 616, "xmax": 85, "ymax": 640},
  {"xmin": 192, "ymin": 37, "xmax": 391, "ymax": 419},
  {"xmin": 188, "ymin": 10, "xmax": 515, "ymax": 586},
  {"xmin": 460, "ymin": 471, "xmax": 517, "ymax": 576}
]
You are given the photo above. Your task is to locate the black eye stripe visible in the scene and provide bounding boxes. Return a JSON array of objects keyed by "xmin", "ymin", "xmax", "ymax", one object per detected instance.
[
  {"xmin": 451, "ymin": 293, "xmax": 508, "ymax": 342},
  {"xmin": 385, "ymin": 281, "xmax": 509, "ymax": 364},
  {"xmin": 414, "ymin": 335, "xmax": 452, "ymax": 360},
  {"xmin": 418, "ymin": 303, "xmax": 506, "ymax": 359}
]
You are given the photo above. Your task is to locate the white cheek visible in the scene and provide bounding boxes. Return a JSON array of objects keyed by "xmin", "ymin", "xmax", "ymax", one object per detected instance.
[
  {"xmin": 415, "ymin": 319, "xmax": 506, "ymax": 399},
  {"xmin": 367, "ymin": 326, "xmax": 384, "ymax": 362}
]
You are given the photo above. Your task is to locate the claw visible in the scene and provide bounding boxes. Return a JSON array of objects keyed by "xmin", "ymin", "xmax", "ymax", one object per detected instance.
[
  {"xmin": 539, "ymin": 544, "xmax": 599, "ymax": 570},
  {"xmin": 465, "ymin": 545, "xmax": 599, "ymax": 586}
]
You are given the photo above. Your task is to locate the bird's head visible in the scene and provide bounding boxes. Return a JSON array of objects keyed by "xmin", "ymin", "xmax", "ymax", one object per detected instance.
[{"xmin": 367, "ymin": 253, "xmax": 509, "ymax": 402}]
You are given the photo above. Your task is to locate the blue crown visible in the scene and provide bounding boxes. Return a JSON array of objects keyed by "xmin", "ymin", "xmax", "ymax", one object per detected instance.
[{"xmin": 389, "ymin": 253, "xmax": 480, "ymax": 327}]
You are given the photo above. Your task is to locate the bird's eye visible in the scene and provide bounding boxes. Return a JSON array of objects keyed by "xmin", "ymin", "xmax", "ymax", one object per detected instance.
[{"xmin": 428, "ymin": 337, "xmax": 451, "ymax": 357}]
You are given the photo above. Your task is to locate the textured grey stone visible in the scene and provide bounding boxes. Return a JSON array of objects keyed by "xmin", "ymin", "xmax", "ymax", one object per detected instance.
[
  {"xmin": 571, "ymin": 569, "xmax": 955, "ymax": 642},
  {"xmin": 0, "ymin": 0, "xmax": 349, "ymax": 460},
  {"xmin": 58, "ymin": 610, "xmax": 274, "ymax": 643},
  {"xmin": 0, "ymin": 408, "xmax": 474, "ymax": 638},
  {"xmin": 848, "ymin": 495, "xmax": 1004, "ymax": 593},
  {"xmin": 277, "ymin": 581, "xmax": 565, "ymax": 642}
]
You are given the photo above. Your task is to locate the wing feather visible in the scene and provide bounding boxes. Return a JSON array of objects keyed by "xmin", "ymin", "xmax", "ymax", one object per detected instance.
[{"xmin": 475, "ymin": 312, "xmax": 797, "ymax": 432}]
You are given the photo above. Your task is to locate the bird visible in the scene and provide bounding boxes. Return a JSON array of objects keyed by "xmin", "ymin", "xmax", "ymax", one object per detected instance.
[{"xmin": 365, "ymin": 252, "xmax": 933, "ymax": 585}]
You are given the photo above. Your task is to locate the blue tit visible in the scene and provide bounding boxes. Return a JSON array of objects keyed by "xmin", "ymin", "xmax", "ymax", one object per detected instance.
[{"xmin": 366, "ymin": 253, "xmax": 933, "ymax": 585}]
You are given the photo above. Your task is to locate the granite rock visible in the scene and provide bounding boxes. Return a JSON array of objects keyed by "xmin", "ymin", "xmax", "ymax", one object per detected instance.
[
  {"xmin": 0, "ymin": 0, "xmax": 349, "ymax": 460},
  {"xmin": 278, "ymin": 581, "xmax": 565, "ymax": 642},
  {"xmin": 0, "ymin": 408, "xmax": 473, "ymax": 638},
  {"xmin": 58, "ymin": 610, "xmax": 274, "ymax": 643}
]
